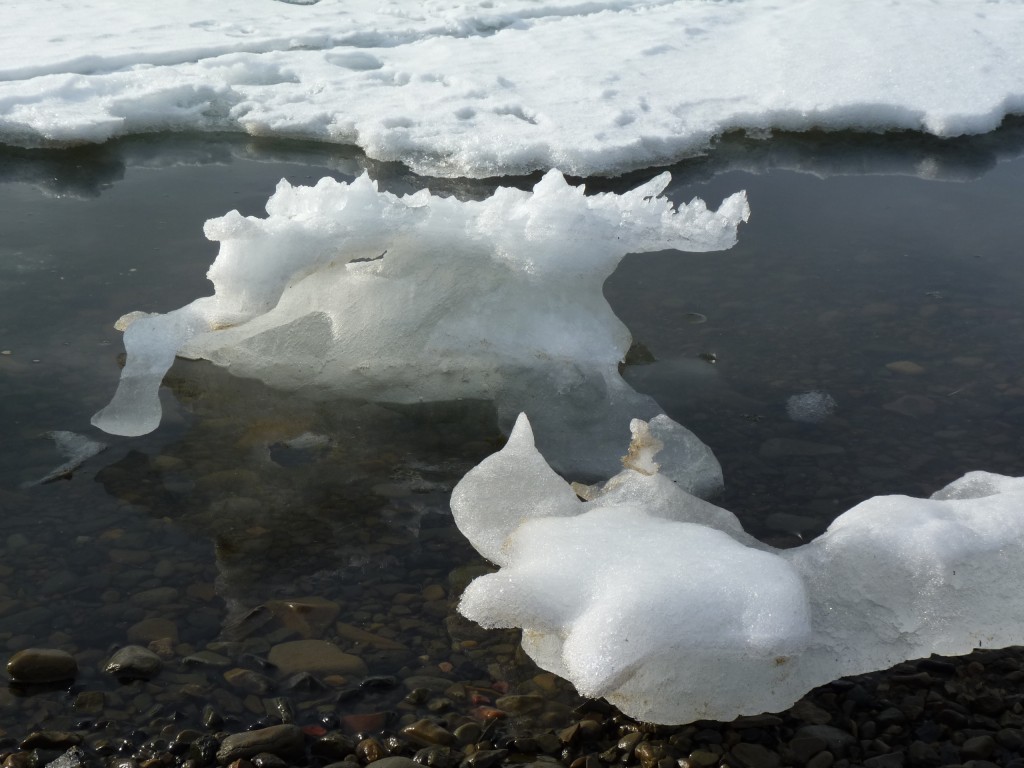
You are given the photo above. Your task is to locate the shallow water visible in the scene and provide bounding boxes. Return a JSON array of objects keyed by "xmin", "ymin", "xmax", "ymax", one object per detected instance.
[{"xmin": 0, "ymin": 127, "xmax": 1023, "ymax": 738}]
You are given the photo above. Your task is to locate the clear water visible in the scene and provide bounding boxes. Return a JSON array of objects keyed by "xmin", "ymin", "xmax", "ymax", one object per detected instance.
[{"xmin": 0, "ymin": 126, "xmax": 1023, "ymax": 735}]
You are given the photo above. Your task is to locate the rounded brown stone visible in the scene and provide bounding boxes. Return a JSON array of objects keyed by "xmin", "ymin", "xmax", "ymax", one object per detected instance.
[{"xmin": 7, "ymin": 648, "xmax": 78, "ymax": 684}]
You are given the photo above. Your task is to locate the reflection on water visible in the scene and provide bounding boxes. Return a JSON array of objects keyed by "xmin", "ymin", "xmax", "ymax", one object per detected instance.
[{"xmin": 0, "ymin": 128, "xmax": 1023, "ymax": 737}]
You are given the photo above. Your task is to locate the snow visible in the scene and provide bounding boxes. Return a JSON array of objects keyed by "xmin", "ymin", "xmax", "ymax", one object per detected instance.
[
  {"xmin": 454, "ymin": 413, "xmax": 1024, "ymax": 724},
  {"xmin": 2, "ymin": 1, "xmax": 1023, "ymax": 177},
  {"xmin": 92, "ymin": 169, "xmax": 746, "ymax": 485}
]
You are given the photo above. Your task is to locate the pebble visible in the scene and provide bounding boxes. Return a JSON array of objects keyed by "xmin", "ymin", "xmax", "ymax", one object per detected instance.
[
  {"xmin": 366, "ymin": 759, "xmax": 420, "ymax": 768},
  {"xmin": 7, "ymin": 648, "xmax": 78, "ymax": 683},
  {"xmin": 400, "ymin": 719, "xmax": 456, "ymax": 747},
  {"xmin": 223, "ymin": 668, "xmax": 274, "ymax": 695},
  {"xmin": 729, "ymin": 742, "xmax": 780, "ymax": 768},
  {"xmin": 885, "ymin": 360, "xmax": 926, "ymax": 375},
  {"xmin": 216, "ymin": 725, "xmax": 304, "ymax": 764},
  {"xmin": 104, "ymin": 645, "xmax": 163, "ymax": 680},
  {"xmin": 127, "ymin": 617, "xmax": 179, "ymax": 644},
  {"xmin": 267, "ymin": 639, "xmax": 367, "ymax": 676},
  {"xmin": 21, "ymin": 731, "xmax": 82, "ymax": 750}
]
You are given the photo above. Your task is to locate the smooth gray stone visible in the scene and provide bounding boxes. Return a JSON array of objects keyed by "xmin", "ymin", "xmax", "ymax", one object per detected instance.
[
  {"xmin": 216, "ymin": 724, "xmax": 304, "ymax": 764},
  {"xmin": 7, "ymin": 648, "xmax": 78, "ymax": 684}
]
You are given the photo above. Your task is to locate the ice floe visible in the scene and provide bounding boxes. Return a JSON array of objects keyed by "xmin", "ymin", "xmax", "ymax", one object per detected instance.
[
  {"xmin": 2, "ymin": 1, "xmax": 1023, "ymax": 177},
  {"xmin": 454, "ymin": 413, "xmax": 1024, "ymax": 724},
  {"xmin": 92, "ymin": 169, "xmax": 747, "ymax": 485}
]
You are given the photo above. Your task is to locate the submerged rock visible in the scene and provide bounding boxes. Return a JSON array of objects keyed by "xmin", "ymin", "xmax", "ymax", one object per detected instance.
[
  {"xmin": 104, "ymin": 645, "xmax": 162, "ymax": 680},
  {"xmin": 7, "ymin": 648, "xmax": 77, "ymax": 684}
]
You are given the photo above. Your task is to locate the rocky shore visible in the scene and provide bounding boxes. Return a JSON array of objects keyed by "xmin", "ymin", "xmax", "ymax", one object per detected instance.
[{"xmin": 5, "ymin": 616, "xmax": 1024, "ymax": 768}]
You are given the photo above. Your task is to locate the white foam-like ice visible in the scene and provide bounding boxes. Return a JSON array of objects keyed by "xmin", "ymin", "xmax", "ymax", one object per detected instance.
[
  {"xmin": 454, "ymin": 413, "xmax": 1024, "ymax": 724},
  {"xmin": 2, "ymin": 1, "xmax": 1023, "ymax": 177},
  {"xmin": 92, "ymin": 169, "xmax": 746, "ymax": 485}
]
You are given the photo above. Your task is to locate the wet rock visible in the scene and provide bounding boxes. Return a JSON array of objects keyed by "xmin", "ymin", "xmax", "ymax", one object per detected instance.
[
  {"xmin": 366, "ymin": 759, "xmax": 419, "ymax": 768},
  {"xmin": 453, "ymin": 724, "xmax": 481, "ymax": 747},
  {"xmin": 729, "ymin": 743, "xmax": 779, "ymax": 768},
  {"xmin": 3, "ymin": 753, "xmax": 37, "ymax": 768},
  {"xmin": 401, "ymin": 676, "xmax": 453, "ymax": 692},
  {"xmin": 267, "ymin": 640, "xmax": 367, "ymax": 676},
  {"xmin": 356, "ymin": 738, "xmax": 386, "ymax": 763},
  {"xmin": 251, "ymin": 755, "xmax": 289, "ymax": 768},
  {"xmin": 961, "ymin": 735, "xmax": 996, "ymax": 760},
  {"xmin": 216, "ymin": 724, "xmax": 303, "ymax": 764},
  {"xmin": 862, "ymin": 753, "xmax": 904, "ymax": 768},
  {"xmin": 190, "ymin": 735, "xmax": 220, "ymax": 764},
  {"xmin": 789, "ymin": 736, "xmax": 826, "ymax": 764},
  {"xmin": 335, "ymin": 623, "xmax": 408, "ymax": 651},
  {"xmin": 266, "ymin": 597, "xmax": 340, "ymax": 638},
  {"xmin": 400, "ymin": 720, "xmax": 455, "ymax": 747},
  {"xmin": 885, "ymin": 360, "xmax": 926, "ymax": 375},
  {"xmin": 906, "ymin": 741, "xmax": 939, "ymax": 767},
  {"xmin": 310, "ymin": 733, "xmax": 356, "ymax": 760},
  {"xmin": 805, "ymin": 753, "xmax": 834, "ymax": 768},
  {"xmin": 634, "ymin": 741, "xmax": 669, "ymax": 768},
  {"xmin": 224, "ymin": 668, "xmax": 274, "ymax": 695},
  {"xmin": 494, "ymin": 694, "xmax": 544, "ymax": 715},
  {"xmin": 105, "ymin": 645, "xmax": 162, "ymax": 680},
  {"xmin": 184, "ymin": 650, "xmax": 232, "ymax": 668},
  {"xmin": 7, "ymin": 648, "xmax": 77, "ymax": 683},
  {"xmin": 462, "ymin": 749, "xmax": 507, "ymax": 768},
  {"xmin": 72, "ymin": 691, "xmax": 104, "ymax": 714},
  {"xmin": 789, "ymin": 701, "xmax": 831, "ymax": 725},
  {"xmin": 412, "ymin": 746, "xmax": 451, "ymax": 768},
  {"xmin": 21, "ymin": 732, "xmax": 82, "ymax": 750},
  {"xmin": 686, "ymin": 751, "xmax": 719, "ymax": 768},
  {"xmin": 127, "ymin": 618, "xmax": 179, "ymax": 644},
  {"xmin": 794, "ymin": 726, "xmax": 855, "ymax": 756}
]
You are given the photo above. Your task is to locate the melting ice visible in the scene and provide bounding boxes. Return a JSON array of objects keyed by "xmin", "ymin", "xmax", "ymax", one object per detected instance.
[
  {"xmin": 1, "ymin": 1, "xmax": 1023, "ymax": 177},
  {"xmin": 93, "ymin": 169, "xmax": 747, "ymax": 485},
  {"xmin": 454, "ymin": 414, "xmax": 1024, "ymax": 725}
]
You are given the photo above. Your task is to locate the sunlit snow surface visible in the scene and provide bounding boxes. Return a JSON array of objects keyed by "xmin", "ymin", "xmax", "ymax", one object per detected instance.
[
  {"xmin": 3, "ymin": 0, "xmax": 1024, "ymax": 176},
  {"xmin": 92, "ymin": 169, "xmax": 747, "ymax": 485},
  {"xmin": 454, "ymin": 414, "xmax": 1024, "ymax": 724}
]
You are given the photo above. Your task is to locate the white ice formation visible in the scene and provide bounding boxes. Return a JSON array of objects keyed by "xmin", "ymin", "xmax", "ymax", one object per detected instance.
[
  {"xmin": 2, "ymin": 1, "xmax": 1023, "ymax": 177},
  {"xmin": 453, "ymin": 413, "xmax": 1024, "ymax": 725},
  {"xmin": 92, "ymin": 170, "xmax": 747, "ymax": 486}
]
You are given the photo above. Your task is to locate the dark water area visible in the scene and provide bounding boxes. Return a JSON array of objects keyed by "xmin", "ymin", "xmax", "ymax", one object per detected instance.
[{"xmin": 0, "ymin": 127, "xmax": 1023, "ymax": 753}]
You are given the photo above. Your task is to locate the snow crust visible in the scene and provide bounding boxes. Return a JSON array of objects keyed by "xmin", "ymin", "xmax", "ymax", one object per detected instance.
[
  {"xmin": 454, "ymin": 413, "xmax": 1024, "ymax": 724},
  {"xmin": 92, "ymin": 169, "xmax": 747, "ymax": 484},
  {"xmin": 3, "ymin": 1, "xmax": 1024, "ymax": 177}
]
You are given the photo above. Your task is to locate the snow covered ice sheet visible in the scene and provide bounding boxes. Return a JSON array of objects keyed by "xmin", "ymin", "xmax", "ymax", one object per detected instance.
[
  {"xmin": 92, "ymin": 169, "xmax": 747, "ymax": 486},
  {"xmin": 454, "ymin": 413, "xmax": 1024, "ymax": 724},
  {"xmin": 2, "ymin": 1, "xmax": 1024, "ymax": 177}
]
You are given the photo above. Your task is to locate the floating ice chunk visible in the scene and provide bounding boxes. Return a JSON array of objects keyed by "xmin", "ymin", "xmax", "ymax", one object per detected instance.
[
  {"xmin": 786, "ymin": 390, "xmax": 837, "ymax": 423},
  {"xmin": 454, "ymin": 413, "xmax": 1024, "ymax": 724},
  {"xmin": 26, "ymin": 430, "xmax": 107, "ymax": 486},
  {"xmin": 93, "ymin": 170, "xmax": 745, "ymax": 483}
]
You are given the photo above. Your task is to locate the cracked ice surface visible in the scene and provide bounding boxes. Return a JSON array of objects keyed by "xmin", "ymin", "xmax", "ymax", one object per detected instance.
[
  {"xmin": 2, "ymin": 1, "xmax": 1024, "ymax": 177},
  {"xmin": 454, "ymin": 414, "xmax": 1024, "ymax": 724},
  {"xmin": 92, "ymin": 169, "xmax": 747, "ymax": 486}
]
